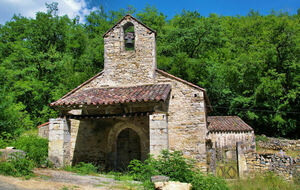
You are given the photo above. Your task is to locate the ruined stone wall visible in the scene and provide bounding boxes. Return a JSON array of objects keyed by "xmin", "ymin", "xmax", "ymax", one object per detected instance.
[
  {"xmin": 155, "ymin": 72, "xmax": 207, "ymax": 171},
  {"xmin": 208, "ymin": 131, "xmax": 255, "ymax": 149},
  {"xmin": 101, "ymin": 15, "xmax": 156, "ymax": 86},
  {"xmin": 257, "ymin": 136, "xmax": 300, "ymax": 151},
  {"xmin": 244, "ymin": 151, "xmax": 300, "ymax": 180},
  {"xmin": 38, "ymin": 124, "xmax": 49, "ymax": 139},
  {"xmin": 69, "ymin": 116, "xmax": 149, "ymax": 169}
]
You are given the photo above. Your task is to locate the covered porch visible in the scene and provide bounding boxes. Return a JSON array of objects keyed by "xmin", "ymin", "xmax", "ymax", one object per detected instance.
[{"xmin": 48, "ymin": 84, "xmax": 171, "ymax": 170}]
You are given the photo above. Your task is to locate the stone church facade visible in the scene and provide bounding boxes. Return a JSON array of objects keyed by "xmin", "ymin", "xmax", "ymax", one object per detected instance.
[{"xmin": 46, "ymin": 15, "xmax": 254, "ymax": 171}]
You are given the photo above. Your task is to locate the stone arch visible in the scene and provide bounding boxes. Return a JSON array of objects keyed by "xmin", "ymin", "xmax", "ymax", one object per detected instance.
[
  {"xmin": 116, "ymin": 128, "xmax": 141, "ymax": 169},
  {"xmin": 107, "ymin": 121, "xmax": 148, "ymax": 169},
  {"xmin": 123, "ymin": 22, "xmax": 135, "ymax": 50}
]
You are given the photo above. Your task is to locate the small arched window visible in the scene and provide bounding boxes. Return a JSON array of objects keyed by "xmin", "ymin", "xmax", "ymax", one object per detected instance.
[{"xmin": 123, "ymin": 22, "xmax": 135, "ymax": 51}]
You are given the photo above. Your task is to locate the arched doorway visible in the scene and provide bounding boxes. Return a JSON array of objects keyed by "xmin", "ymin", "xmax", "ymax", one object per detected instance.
[{"xmin": 116, "ymin": 128, "xmax": 141, "ymax": 170}]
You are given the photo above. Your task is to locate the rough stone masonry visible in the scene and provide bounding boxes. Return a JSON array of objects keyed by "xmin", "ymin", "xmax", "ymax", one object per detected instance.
[{"xmin": 46, "ymin": 14, "xmax": 255, "ymax": 173}]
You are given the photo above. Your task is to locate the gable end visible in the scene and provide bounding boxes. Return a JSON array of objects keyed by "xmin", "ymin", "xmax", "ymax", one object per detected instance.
[{"xmin": 103, "ymin": 14, "xmax": 156, "ymax": 38}]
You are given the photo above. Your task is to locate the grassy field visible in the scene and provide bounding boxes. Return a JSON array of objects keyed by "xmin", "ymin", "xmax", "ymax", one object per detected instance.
[{"xmin": 228, "ymin": 173, "xmax": 299, "ymax": 190}]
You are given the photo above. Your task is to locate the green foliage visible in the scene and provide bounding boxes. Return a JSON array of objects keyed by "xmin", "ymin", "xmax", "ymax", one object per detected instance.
[
  {"xmin": 255, "ymin": 135, "xmax": 269, "ymax": 142},
  {"xmin": 0, "ymin": 153, "xmax": 34, "ymax": 178},
  {"xmin": 228, "ymin": 172, "xmax": 300, "ymax": 190},
  {"xmin": 64, "ymin": 162, "xmax": 98, "ymax": 175},
  {"xmin": 11, "ymin": 135, "xmax": 48, "ymax": 167},
  {"xmin": 128, "ymin": 150, "xmax": 228, "ymax": 190},
  {"xmin": 0, "ymin": 4, "xmax": 299, "ymax": 139}
]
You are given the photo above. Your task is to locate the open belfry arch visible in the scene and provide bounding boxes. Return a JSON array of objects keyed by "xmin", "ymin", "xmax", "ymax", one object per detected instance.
[{"xmin": 48, "ymin": 14, "xmax": 230, "ymax": 172}]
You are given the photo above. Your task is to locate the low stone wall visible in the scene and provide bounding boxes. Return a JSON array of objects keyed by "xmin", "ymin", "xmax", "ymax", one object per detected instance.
[
  {"xmin": 242, "ymin": 148, "xmax": 300, "ymax": 180},
  {"xmin": 38, "ymin": 124, "xmax": 49, "ymax": 139},
  {"xmin": 257, "ymin": 136, "xmax": 300, "ymax": 151}
]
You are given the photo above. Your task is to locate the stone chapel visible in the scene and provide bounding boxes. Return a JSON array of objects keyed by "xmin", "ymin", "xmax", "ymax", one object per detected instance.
[{"xmin": 44, "ymin": 15, "xmax": 255, "ymax": 171}]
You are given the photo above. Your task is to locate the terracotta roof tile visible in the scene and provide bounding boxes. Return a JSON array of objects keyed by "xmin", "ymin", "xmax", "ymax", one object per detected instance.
[
  {"xmin": 207, "ymin": 116, "xmax": 253, "ymax": 132},
  {"xmin": 50, "ymin": 84, "xmax": 171, "ymax": 107}
]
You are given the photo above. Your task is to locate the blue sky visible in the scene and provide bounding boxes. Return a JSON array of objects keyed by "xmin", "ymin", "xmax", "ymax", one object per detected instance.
[
  {"xmin": 0, "ymin": 0, "xmax": 299, "ymax": 24},
  {"xmin": 92, "ymin": 0, "xmax": 300, "ymax": 18}
]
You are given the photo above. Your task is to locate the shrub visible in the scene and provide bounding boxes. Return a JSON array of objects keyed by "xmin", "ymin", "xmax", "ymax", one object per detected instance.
[
  {"xmin": 64, "ymin": 162, "xmax": 98, "ymax": 175},
  {"xmin": 128, "ymin": 150, "xmax": 228, "ymax": 190},
  {"xmin": 255, "ymin": 135, "xmax": 269, "ymax": 142},
  {"xmin": 11, "ymin": 135, "xmax": 48, "ymax": 167},
  {"xmin": 0, "ymin": 137, "xmax": 9, "ymax": 149},
  {"xmin": 0, "ymin": 153, "xmax": 34, "ymax": 178}
]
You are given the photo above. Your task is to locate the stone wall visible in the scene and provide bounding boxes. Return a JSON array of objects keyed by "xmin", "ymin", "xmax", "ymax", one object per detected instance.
[
  {"xmin": 102, "ymin": 15, "xmax": 156, "ymax": 86},
  {"xmin": 155, "ymin": 72, "xmax": 207, "ymax": 171},
  {"xmin": 48, "ymin": 118, "xmax": 71, "ymax": 167},
  {"xmin": 257, "ymin": 136, "xmax": 300, "ymax": 151},
  {"xmin": 208, "ymin": 131, "xmax": 255, "ymax": 150},
  {"xmin": 38, "ymin": 124, "xmax": 49, "ymax": 139},
  {"xmin": 244, "ymin": 151, "xmax": 299, "ymax": 180},
  {"xmin": 63, "ymin": 69, "xmax": 208, "ymax": 171},
  {"xmin": 69, "ymin": 116, "xmax": 149, "ymax": 169},
  {"xmin": 236, "ymin": 142, "xmax": 300, "ymax": 180},
  {"xmin": 149, "ymin": 113, "xmax": 168, "ymax": 156}
]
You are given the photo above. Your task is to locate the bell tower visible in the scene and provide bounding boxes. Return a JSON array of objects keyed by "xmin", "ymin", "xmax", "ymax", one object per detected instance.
[{"xmin": 102, "ymin": 15, "xmax": 157, "ymax": 86}]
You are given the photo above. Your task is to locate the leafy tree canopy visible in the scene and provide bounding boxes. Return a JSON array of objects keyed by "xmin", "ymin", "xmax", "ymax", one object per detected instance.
[{"xmin": 0, "ymin": 3, "xmax": 299, "ymax": 138}]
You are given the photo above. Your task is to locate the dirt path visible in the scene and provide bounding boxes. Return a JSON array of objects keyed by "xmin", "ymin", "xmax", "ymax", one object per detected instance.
[{"xmin": 0, "ymin": 169, "xmax": 141, "ymax": 190}]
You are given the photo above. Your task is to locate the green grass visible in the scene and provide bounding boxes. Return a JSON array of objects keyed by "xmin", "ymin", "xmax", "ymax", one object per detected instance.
[
  {"xmin": 63, "ymin": 162, "xmax": 98, "ymax": 175},
  {"xmin": 228, "ymin": 172, "xmax": 299, "ymax": 190}
]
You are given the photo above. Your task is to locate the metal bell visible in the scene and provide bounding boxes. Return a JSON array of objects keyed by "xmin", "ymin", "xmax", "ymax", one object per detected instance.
[
  {"xmin": 124, "ymin": 32, "xmax": 134, "ymax": 48},
  {"xmin": 126, "ymin": 38, "xmax": 133, "ymax": 45}
]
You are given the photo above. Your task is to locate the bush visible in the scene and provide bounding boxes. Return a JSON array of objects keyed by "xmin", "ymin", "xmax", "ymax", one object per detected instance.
[
  {"xmin": 11, "ymin": 135, "xmax": 48, "ymax": 167},
  {"xmin": 64, "ymin": 162, "xmax": 98, "ymax": 175},
  {"xmin": 0, "ymin": 137, "xmax": 9, "ymax": 149},
  {"xmin": 255, "ymin": 135, "xmax": 269, "ymax": 142},
  {"xmin": 0, "ymin": 153, "xmax": 34, "ymax": 178},
  {"xmin": 128, "ymin": 150, "xmax": 228, "ymax": 190}
]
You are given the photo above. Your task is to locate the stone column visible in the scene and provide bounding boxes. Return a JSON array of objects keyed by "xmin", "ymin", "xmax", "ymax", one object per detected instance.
[
  {"xmin": 48, "ymin": 118, "xmax": 71, "ymax": 167},
  {"xmin": 149, "ymin": 113, "xmax": 168, "ymax": 156},
  {"xmin": 236, "ymin": 142, "xmax": 248, "ymax": 178}
]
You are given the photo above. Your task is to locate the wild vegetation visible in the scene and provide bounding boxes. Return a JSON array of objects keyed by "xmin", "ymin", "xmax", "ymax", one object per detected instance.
[
  {"xmin": 228, "ymin": 172, "xmax": 300, "ymax": 190},
  {"xmin": 0, "ymin": 3, "xmax": 299, "ymax": 140},
  {"xmin": 0, "ymin": 133, "xmax": 48, "ymax": 178},
  {"xmin": 128, "ymin": 150, "xmax": 228, "ymax": 189}
]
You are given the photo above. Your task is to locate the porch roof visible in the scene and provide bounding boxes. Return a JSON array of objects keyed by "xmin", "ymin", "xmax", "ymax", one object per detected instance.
[
  {"xmin": 50, "ymin": 84, "xmax": 171, "ymax": 107},
  {"xmin": 207, "ymin": 116, "xmax": 253, "ymax": 132}
]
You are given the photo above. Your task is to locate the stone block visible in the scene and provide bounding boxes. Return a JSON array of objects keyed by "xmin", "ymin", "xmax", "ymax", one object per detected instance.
[{"xmin": 154, "ymin": 181, "xmax": 192, "ymax": 190}]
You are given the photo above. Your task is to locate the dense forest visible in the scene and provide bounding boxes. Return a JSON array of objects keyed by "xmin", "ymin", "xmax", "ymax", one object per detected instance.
[{"xmin": 0, "ymin": 3, "xmax": 299, "ymax": 139}]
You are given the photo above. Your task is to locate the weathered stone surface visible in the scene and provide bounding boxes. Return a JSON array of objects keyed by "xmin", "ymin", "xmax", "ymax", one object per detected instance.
[
  {"xmin": 208, "ymin": 131, "xmax": 255, "ymax": 150},
  {"xmin": 38, "ymin": 124, "xmax": 49, "ymax": 139},
  {"xmin": 151, "ymin": 176, "xmax": 169, "ymax": 183},
  {"xmin": 257, "ymin": 136, "xmax": 300, "ymax": 151},
  {"xmin": 242, "ymin": 146, "xmax": 299, "ymax": 180},
  {"xmin": 0, "ymin": 149, "xmax": 26, "ymax": 161},
  {"xmin": 69, "ymin": 117, "xmax": 149, "ymax": 169},
  {"xmin": 48, "ymin": 118, "xmax": 70, "ymax": 167},
  {"xmin": 155, "ymin": 72, "xmax": 208, "ymax": 171},
  {"xmin": 154, "ymin": 181, "xmax": 192, "ymax": 190},
  {"xmin": 150, "ymin": 113, "xmax": 168, "ymax": 156}
]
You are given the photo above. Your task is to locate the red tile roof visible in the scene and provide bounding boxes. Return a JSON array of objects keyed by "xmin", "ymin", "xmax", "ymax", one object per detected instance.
[
  {"xmin": 207, "ymin": 116, "xmax": 253, "ymax": 132},
  {"xmin": 50, "ymin": 84, "xmax": 171, "ymax": 107}
]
